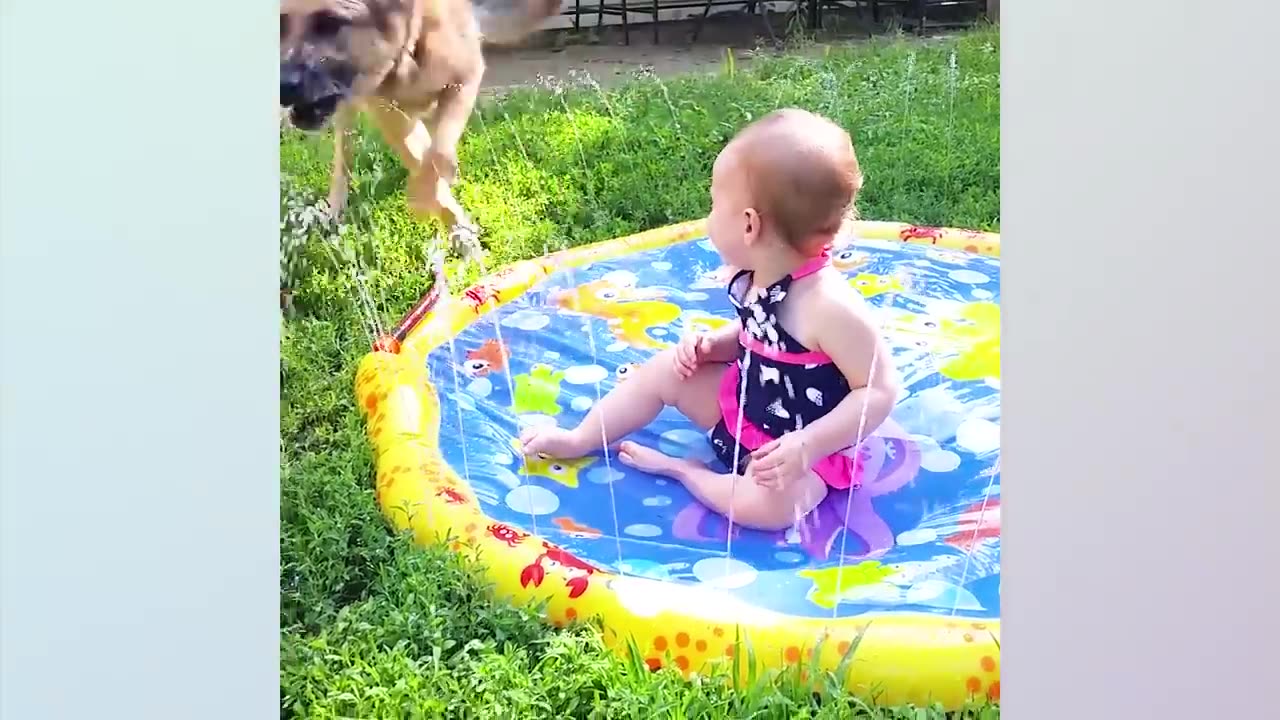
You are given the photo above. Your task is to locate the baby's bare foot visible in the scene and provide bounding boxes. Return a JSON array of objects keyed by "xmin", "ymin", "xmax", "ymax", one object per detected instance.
[
  {"xmin": 519, "ymin": 424, "xmax": 591, "ymax": 459},
  {"xmin": 617, "ymin": 441, "xmax": 689, "ymax": 478}
]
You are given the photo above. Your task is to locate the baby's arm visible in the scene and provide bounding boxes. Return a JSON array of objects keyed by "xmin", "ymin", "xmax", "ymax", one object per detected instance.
[
  {"xmin": 699, "ymin": 318, "xmax": 742, "ymax": 363},
  {"xmin": 797, "ymin": 291, "xmax": 901, "ymax": 459}
]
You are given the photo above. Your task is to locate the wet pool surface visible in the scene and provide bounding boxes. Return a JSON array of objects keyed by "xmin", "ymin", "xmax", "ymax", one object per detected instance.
[{"xmin": 427, "ymin": 234, "xmax": 1001, "ymax": 619}]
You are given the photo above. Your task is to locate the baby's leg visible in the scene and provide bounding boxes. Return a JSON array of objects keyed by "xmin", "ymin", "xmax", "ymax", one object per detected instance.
[
  {"xmin": 617, "ymin": 442, "xmax": 828, "ymax": 532},
  {"xmin": 520, "ymin": 348, "xmax": 726, "ymax": 458}
]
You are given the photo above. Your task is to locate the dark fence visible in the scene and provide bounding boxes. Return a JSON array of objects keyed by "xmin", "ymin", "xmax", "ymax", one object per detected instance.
[{"xmin": 552, "ymin": 0, "xmax": 992, "ymax": 45}]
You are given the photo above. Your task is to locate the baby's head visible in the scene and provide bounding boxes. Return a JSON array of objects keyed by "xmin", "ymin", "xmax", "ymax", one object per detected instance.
[{"xmin": 707, "ymin": 108, "xmax": 862, "ymax": 268}]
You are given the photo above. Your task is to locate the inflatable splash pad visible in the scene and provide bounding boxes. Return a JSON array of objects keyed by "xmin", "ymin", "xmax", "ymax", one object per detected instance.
[{"xmin": 354, "ymin": 219, "xmax": 1001, "ymax": 709}]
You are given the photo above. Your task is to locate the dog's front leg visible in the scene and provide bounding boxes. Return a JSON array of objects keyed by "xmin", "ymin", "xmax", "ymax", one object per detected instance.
[
  {"xmin": 426, "ymin": 79, "xmax": 480, "ymax": 187},
  {"xmin": 364, "ymin": 103, "xmax": 441, "ymax": 221},
  {"xmin": 326, "ymin": 103, "xmax": 357, "ymax": 221},
  {"xmin": 424, "ymin": 79, "xmax": 483, "ymax": 258},
  {"xmin": 364, "ymin": 102, "xmax": 475, "ymax": 261}
]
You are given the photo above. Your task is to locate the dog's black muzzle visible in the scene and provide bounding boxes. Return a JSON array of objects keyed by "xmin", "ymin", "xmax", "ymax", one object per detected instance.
[{"xmin": 280, "ymin": 59, "xmax": 355, "ymax": 131}]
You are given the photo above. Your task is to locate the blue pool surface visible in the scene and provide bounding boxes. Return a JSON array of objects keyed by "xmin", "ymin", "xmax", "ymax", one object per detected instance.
[{"xmin": 426, "ymin": 234, "xmax": 1001, "ymax": 619}]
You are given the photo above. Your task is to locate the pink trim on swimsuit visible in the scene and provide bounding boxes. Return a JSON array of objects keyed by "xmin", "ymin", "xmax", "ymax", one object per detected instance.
[
  {"xmin": 716, "ymin": 360, "xmax": 863, "ymax": 491},
  {"xmin": 791, "ymin": 252, "xmax": 832, "ymax": 280},
  {"xmin": 737, "ymin": 333, "xmax": 833, "ymax": 365}
]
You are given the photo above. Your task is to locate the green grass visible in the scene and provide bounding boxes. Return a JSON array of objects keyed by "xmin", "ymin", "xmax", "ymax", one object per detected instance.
[{"xmin": 280, "ymin": 26, "xmax": 1001, "ymax": 719}]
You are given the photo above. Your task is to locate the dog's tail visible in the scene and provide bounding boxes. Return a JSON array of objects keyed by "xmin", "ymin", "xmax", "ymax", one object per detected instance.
[{"xmin": 472, "ymin": 0, "xmax": 562, "ymax": 45}]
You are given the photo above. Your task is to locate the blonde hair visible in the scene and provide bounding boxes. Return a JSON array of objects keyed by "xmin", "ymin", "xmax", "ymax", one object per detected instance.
[{"xmin": 729, "ymin": 109, "xmax": 863, "ymax": 252}]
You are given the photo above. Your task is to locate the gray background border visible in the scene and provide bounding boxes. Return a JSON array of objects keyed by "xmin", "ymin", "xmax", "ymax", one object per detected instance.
[
  {"xmin": 1, "ymin": 0, "xmax": 280, "ymax": 716},
  {"xmin": 1002, "ymin": 0, "xmax": 1279, "ymax": 715},
  {"xmin": 2, "ymin": 0, "xmax": 1278, "ymax": 717}
]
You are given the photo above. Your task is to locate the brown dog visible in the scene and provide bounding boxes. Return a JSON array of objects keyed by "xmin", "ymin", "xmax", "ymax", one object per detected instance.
[{"xmin": 279, "ymin": 0, "xmax": 560, "ymax": 257}]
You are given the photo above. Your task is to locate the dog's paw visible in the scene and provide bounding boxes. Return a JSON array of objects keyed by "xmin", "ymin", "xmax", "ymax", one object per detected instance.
[
  {"xmin": 326, "ymin": 188, "xmax": 349, "ymax": 222},
  {"xmin": 448, "ymin": 224, "xmax": 483, "ymax": 262}
]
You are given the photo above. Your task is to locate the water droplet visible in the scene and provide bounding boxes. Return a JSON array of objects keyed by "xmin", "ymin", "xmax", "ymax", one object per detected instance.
[
  {"xmin": 624, "ymin": 523, "xmax": 663, "ymax": 538},
  {"xmin": 563, "ymin": 364, "xmax": 609, "ymax": 385},
  {"xmin": 956, "ymin": 418, "xmax": 1000, "ymax": 455},
  {"xmin": 920, "ymin": 449, "xmax": 962, "ymax": 473},
  {"xmin": 692, "ymin": 557, "xmax": 758, "ymax": 589},
  {"xmin": 586, "ymin": 466, "xmax": 626, "ymax": 484},
  {"xmin": 465, "ymin": 377, "xmax": 493, "ymax": 398},
  {"xmin": 905, "ymin": 580, "xmax": 985, "ymax": 611},
  {"xmin": 491, "ymin": 466, "xmax": 522, "ymax": 490},
  {"xmin": 600, "ymin": 270, "xmax": 638, "ymax": 286},
  {"xmin": 505, "ymin": 485, "xmax": 559, "ymax": 515},
  {"xmin": 501, "ymin": 309, "xmax": 551, "ymax": 331},
  {"xmin": 909, "ymin": 434, "xmax": 942, "ymax": 452},
  {"xmin": 896, "ymin": 528, "xmax": 939, "ymax": 546},
  {"xmin": 658, "ymin": 428, "xmax": 715, "ymax": 461},
  {"xmin": 617, "ymin": 559, "xmax": 671, "ymax": 579},
  {"xmin": 947, "ymin": 269, "xmax": 990, "ymax": 285}
]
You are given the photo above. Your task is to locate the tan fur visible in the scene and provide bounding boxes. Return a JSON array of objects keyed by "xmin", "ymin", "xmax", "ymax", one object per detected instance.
[{"xmin": 280, "ymin": 0, "xmax": 558, "ymax": 254}]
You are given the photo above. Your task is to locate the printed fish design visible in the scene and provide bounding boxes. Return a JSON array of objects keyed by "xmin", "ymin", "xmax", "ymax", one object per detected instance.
[
  {"xmin": 553, "ymin": 517, "xmax": 603, "ymax": 538},
  {"xmin": 553, "ymin": 275, "xmax": 681, "ymax": 351},
  {"xmin": 462, "ymin": 339, "xmax": 510, "ymax": 378}
]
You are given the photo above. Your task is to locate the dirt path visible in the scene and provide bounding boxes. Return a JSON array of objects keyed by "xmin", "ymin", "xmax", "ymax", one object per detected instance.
[
  {"xmin": 482, "ymin": 41, "xmax": 741, "ymax": 93},
  {"xmin": 480, "ymin": 8, "xmax": 886, "ymax": 93}
]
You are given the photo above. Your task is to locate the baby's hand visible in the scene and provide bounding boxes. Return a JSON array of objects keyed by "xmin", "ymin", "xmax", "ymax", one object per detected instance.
[
  {"xmin": 751, "ymin": 433, "xmax": 811, "ymax": 490},
  {"xmin": 674, "ymin": 332, "xmax": 712, "ymax": 379}
]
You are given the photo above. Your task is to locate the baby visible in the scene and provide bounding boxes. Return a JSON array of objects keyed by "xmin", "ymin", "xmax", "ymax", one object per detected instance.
[{"xmin": 520, "ymin": 109, "xmax": 900, "ymax": 531}]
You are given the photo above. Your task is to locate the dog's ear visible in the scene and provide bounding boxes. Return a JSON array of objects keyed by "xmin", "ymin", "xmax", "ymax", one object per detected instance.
[{"xmin": 334, "ymin": 0, "xmax": 422, "ymax": 96}]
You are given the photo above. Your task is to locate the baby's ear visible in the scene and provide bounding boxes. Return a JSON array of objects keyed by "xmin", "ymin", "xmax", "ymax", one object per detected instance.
[{"xmin": 742, "ymin": 207, "xmax": 762, "ymax": 243}]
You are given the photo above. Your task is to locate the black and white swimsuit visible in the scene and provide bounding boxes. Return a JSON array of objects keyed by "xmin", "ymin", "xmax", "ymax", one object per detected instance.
[{"xmin": 707, "ymin": 252, "xmax": 865, "ymax": 490}]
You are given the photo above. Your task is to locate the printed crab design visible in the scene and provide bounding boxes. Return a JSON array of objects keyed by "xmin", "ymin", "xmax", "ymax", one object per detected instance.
[
  {"xmin": 519, "ymin": 541, "xmax": 600, "ymax": 599},
  {"xmin": 899, "ymin": 225, "xmax": 945, "ymax": 244},
  {"xmin": 464, "ymin": 283, "xmax": 501, "ymax": 310},
  {"xmin": 436, "ymin": 486, "xmax": 468, "ymax": 505},
  {"xmin": 487, "ymin": 522, "xmax": 530, "ymax": 548}
]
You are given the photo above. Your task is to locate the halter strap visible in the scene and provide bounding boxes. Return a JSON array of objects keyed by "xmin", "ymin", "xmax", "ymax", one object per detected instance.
[{"xmin": 789, "ymin": 249, "xmax": 832, "ymax": 281}]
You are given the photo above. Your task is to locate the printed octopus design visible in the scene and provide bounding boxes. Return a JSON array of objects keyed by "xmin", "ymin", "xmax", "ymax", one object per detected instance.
[{"xmin": 671, "ymin": 418, "xmax": 921, "ymax": 561}]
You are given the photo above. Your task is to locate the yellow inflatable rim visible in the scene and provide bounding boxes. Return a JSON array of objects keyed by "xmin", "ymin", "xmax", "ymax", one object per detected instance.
[{"xmin": 353, "ymin": 219, "xmax": 1002, "ymax": 709}]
